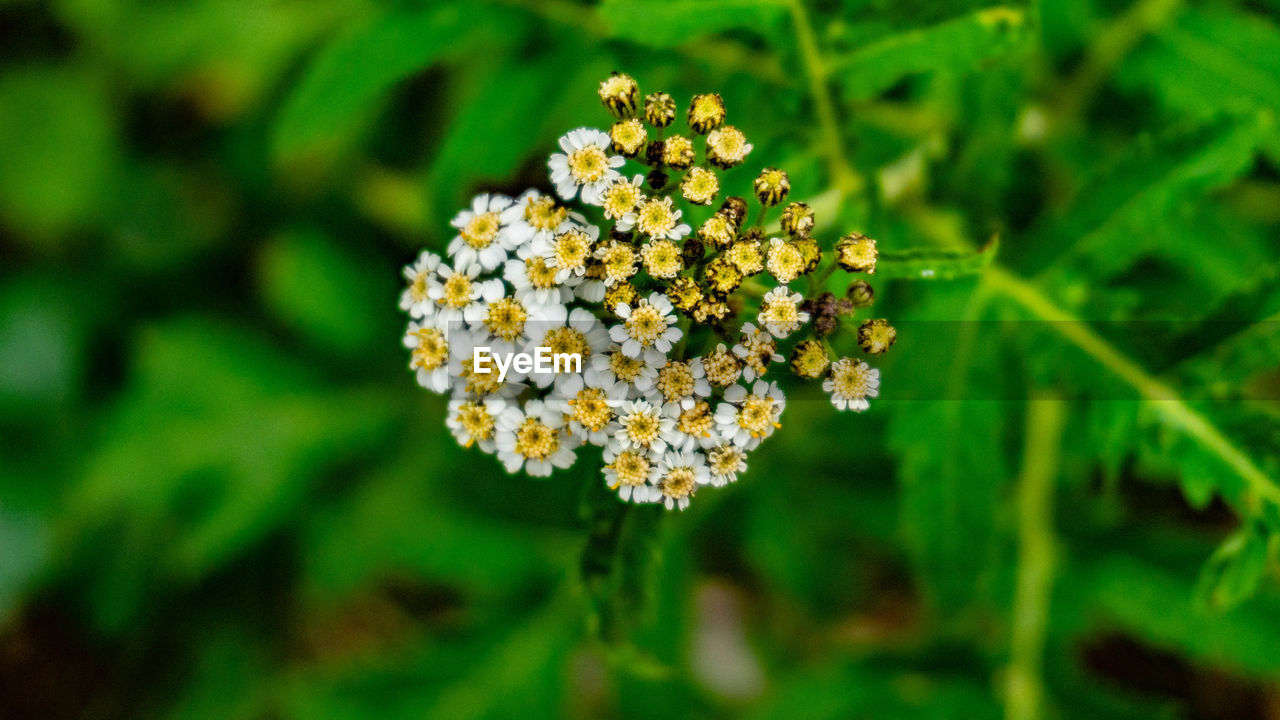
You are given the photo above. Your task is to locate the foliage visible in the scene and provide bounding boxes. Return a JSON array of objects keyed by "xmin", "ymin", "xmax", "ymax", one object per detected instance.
[{"xmin": 2, "ymin": 0, "xmax": 1280, "ymax": 718}]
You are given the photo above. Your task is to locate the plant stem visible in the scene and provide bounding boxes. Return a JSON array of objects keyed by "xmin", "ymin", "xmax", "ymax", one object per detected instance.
[
  {"xmin": 1004, "ymin": 392, "xmax": 1065, "ymax": 720},
  {"xmin": 787, "ymin": 0, "xmax": 864, "ymax": 197}
]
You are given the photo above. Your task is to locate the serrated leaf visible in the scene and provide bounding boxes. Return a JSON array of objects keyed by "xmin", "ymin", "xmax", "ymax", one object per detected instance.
[
  {"xmin": 833, "ymin": 6, "xmax": 1032, "ymax": 100},
  {"xmin": 599, "ymin": 0, "xmax": 788, "ymax": 48},
  {"xmin": 1024, "ymin": 114, "xmax": 1269, "ymax": 273}
]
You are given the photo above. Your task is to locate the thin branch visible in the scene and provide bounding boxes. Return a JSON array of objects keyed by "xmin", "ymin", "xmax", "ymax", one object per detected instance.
[{"xmin": 787, "ymin": 0, "xmax": 864, "ymax": 196}]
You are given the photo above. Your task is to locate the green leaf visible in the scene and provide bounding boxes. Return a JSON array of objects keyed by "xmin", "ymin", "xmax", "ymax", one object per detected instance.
[
  {"xmin": 1193, "ymin": 525, "xmax": 1269, "ymax": 612},
  {"xmin": 272, "ymin": 3, "xmax": 500, "ymax": 157},
  {"xmin": 1024, "ymin": 113, "xmax": 1270, "ymax": 274},
  {"xmin": 874, "ymin": 237, "xmax": 999, "ymax": 280},
  {"xmin": 833, "ymin": 6, "xmax": 1032, "ymax": 100},
  {"xmin": 257, "ymin": 229, "xmax": 393, "ymax": 357},
  {"xmin": 599, "ymin": 0, "xmax": 788, "ymax": 48}
]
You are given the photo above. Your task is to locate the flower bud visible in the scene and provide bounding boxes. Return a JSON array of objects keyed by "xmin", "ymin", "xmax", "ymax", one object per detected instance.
[
  {"xmin": 609, "ymin": 118, "xmax": 647, "ymax": 157},
  {"xmin": 682, "ymin": 237, "xmax": 705, "ymax": 265},
  {"xmin": 645, "ymin": 169, "xmax": 668, "ymax": 191},
  {"xmin": 706, "ymin": 125, "xmax": 752, "ymax": 168},
  {"xmin": 663, "ymin": 134, "xmax": 695, "ymax": 171},
  {"xmin": 665, "ymin": 276, "xmax": 701, "ymax": 313},
  {"xmin": 680, "ymin": 166, "xmax": 719, "ymax": 205},
  {"xmin": 779, "ymin": 202, "xmax": 815, "ymax": 237},
  {"xmin": 857, "ymin": 319, "xmax": 897, "ymax": 355},
  {"xmin": 753, "ymin": 167, "xmax": 790, "ymax": 206},
  {"xmin": 705, "ymin": 256, "xmax": 744, "ymax": 295},
  {"xmin": 604, "ymin": 282, "xmax": 637, "ymax": 316},
  {"xmin": 643, "ymin": 92, "xmax": 676, "ymax": 127},
  {"xmin": 598, "ymin": 72, "xmax": 639, "ymax": 118},
  {"xmin": 835, "ymin": 232, "xmax": 878, "ymax": 273},
  {"xmin": 687, "ymin": 93, "xmax": 726, "ymax": 134},
  {"xmin": 813, "ymin": 315, "xmax": 838, "ymax": 338},
  {"xmin": 790, "ymin": 340, "xmax": 831, "ymax": 379},
  {"xmin": 792, "ymin": 236, "xmax": 822, "ymax": 274},
  {"xmin": 719, "ymin": 196, "xmax": 748, "ymax": 228},
  {"xmin": 846, "ymin": 279, "xmax": 874, "ymax": 308},
  {"xmin": 698, "ymin": 213, "xmax": 737, "ymax": 250}
]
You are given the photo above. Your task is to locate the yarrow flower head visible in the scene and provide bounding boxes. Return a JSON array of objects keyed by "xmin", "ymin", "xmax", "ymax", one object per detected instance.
[{"xmin": 398, "ymin": 71, "xmax": 898, "ymax": 511}]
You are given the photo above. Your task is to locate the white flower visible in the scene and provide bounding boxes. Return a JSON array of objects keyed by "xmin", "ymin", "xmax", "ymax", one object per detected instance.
[
  {"xmin": 661, "ymin": 398, "xmax": 719, "ymax": 452},
  {"xmin": 555, "ymin": 373, "xmax": 628, "ymax": 446},
  {"xmin": 757, "ymin": 287, "xmax": 810, "ymax": 339},
  {"xmin": 823, "ymin": 358, "xmax": 880, "ymax": 412},
  {"xmin": 609, "ymin": 292, "xmax": 682, "ymax": 363},
  {"xmin": 601, "ymin": 174, "xmax": 646, "ymax": 229},
  {"xmin": 602, "ymin": 440, "xmax": 659, "ymax": 504},
  {"xmin": 447, "ymin": 193, "xmax": 516, "ymax": 271},
  {"xmin": 705, "ymin": 442, "xmax": 748, "ymax": 487},
  {"xmin": 494, "ymin": 399, "xmax": 579, "ymax": 476},
  {"xmin": 613, "ymin": 398, "xmax": 674, "ymax": 455},
  {"xmin": 537, "ymin": 224, "xmax": 600, "ymax": 280},
  {"xmin": 653, "ymin": 450, "xmax": 709, "ymax": 510},
  {"xmin": 446, "ymin": 396, "xmax": 508, "ymax": 453},
  {"xmin": 429, "ymin": 263, "xmax": 504, "ymax": 328},
  {"xmin": 548, "ymin": 128, "xmax": 624, "ymax": 204},
  {"xmin": 403, "ymin": 321, "xmax": 451, "ymax": 393},
  {"xmin": 500, "ymin": 189, "xmax": 577, "ymax": 252},
  {"xmin": 586, "ymin": 344, "xmax": 661, "ymax": 399},
  {"xmin": 449, "ymin": 330, "xmax": 527, "ymax": 399},
  {"xmin": 638, "ymin": 357, "xmax": 711, "ymax": 405},
  {"xmin": 522, "ymin": 306, "xmax": 610, "ymax": 390},
  {"xmin": 732, "ymin": 322, "xmax": 783, "ymax": 382},
  {"xmin": 464, "ymin": 293, "xmax": 561, "ymax": 345},
  {"xmin": 632, "ymin": 196, "xmax": 690, "ymax": 241},
  {"xmin": 504, "ymin": 256, "xmax": 573, "ymax": 310},
  {"xmin": 399, "ymin": 250, "xmax": 443, "ymax": 318},
  {"xmin": 714, "ymin": 380, "xmax": 786, "ymax": 449}
]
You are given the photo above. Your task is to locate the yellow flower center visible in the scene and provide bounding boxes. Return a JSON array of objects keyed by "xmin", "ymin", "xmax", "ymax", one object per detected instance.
[
  {"xmin": 622, "ymin": 411, "xmax": 661, "ymax": 446},
  {"xmin": 569, "ymin": 387, "xmax": 613, "ymax": 432},
  {"xmin": 708, "ymin": 126, "xmax": 748, "ymax": 162},
  {"xmin": 607, "ymin": 451, "xmax": 651, "ymax": 488},
  {"xmin": 409, "ymin": 272, "xmax": 429, "ymax": 303},
  {"xmin": 442, "ymin": 272, "xmax": 473, "ymax": 308},
  {"xmin": 760, "ymin": 298, "xmax": 799, "ymax": 328},
  {"xmin": 553, "ymin": 229, "xmax": 592, "ymax": 272},
  {"xmin": 708, "ymin": 446, "xmax": 745, "ymax": 475},
  {"xmin": 609, "ymin": 352, "xmax": 645, "ymax": 382},
  {"xmin": 681, "ymin": 167, "xmax": 719, "ymax": 204},
  {"xmin": 525, "ymin": 257, "xmax": 559, "ymax": 289},
  {"xmin": 543, "ymin": 326, "xmax": 590, "ymax": 360},
  {"xmin": 462, "ymin": 212, "xmax": 501, "ymax": 249},
  {"xmin": 703, "ymin": 349, "xmax": 742, "ymax": 386},
  {"xmin": 514, "ymin": 417, "xmax": 558, "ymax": 460},
  {"xmin": 738, "ymin": 395, "xmax": 778, "ymax": 437},
  {"xmin": 832, "ymin": 360, "xmax": 873, "ymax": 399},
  {"xmin": 410, "ymin": 328, "xmax": 448, "ymax": 370},
  {"xmin": 602, "ymin": 181, "xmax": 642, "ymax": 220},
  {"xmin": 641, "ymin": 240, "xmax": 682, "ymax": 278},
  {"xmin": 625, "ymin": 304, "xmax": 667, "ymax": 346},
  {"xmin": 599, "ymin": 243, "xmax": 637, "ymax": 283},
  {"xmin": 484, "ymin": 297, "xmax": 528, "ymax": 341},
  {"xmin": 656, "ymin": 361, "xmax": 696, "ymax": 402},
  {"xmin": 727, "ymin": 241, "xmax": 763, "ymax": 275},
  {"xmin": 567, "ymin": 145, "xmax": 609, "ymax": 183},
  {"xmin": 766, "ymin": 242, "xmax": 805, "ymax": 283},
  {"xmin": 610, "ymin": 119, "xmax": 647, "ymax": 155},
  {"xmin": 460, "ymin": 356, "xmax": 503, "ymax": 395},
  {"xmin": 677, "ymin": 401, "xmax": 714, "ymax": 437},
  {"xmin": 453, "ymin": 402, "xmax": 494, "ymax": 446},
  {"xmin": 636, "ymin": 198, "xmax": 677, "ymax": 238},
  {"xmin": 660, "ymin": 467, "xmax": 696, "ymax": 500},
  {"xmin": 525, "ymin": 196, "xmax": 566, "ymax": 231}
]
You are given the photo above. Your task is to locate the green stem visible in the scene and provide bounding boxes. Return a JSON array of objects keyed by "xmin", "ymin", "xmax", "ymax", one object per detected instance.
[
  {"xmin": 787, "ymin": 0, "xmax": 864, "ymax": 196},
  {"xmin": 1004, "ymin": 392, "xmax": 1065, "ymax": 720}
]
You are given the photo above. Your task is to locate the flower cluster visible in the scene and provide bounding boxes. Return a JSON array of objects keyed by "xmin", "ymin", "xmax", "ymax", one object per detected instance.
[{"xmin": 399, "ymin": 72, "xmax": 896, "ymax": 510}]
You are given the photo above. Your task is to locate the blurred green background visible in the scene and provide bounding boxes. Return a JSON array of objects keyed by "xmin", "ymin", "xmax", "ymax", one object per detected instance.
[{"xmin": 3, "ymin": 0, "xmax": 1280, "ymax": 718}]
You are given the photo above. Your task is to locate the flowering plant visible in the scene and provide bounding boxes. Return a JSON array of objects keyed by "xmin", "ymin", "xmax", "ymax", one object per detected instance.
[{"xmin": 399, "ymin": 73, "xmax": 895, "ymax": 510}]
